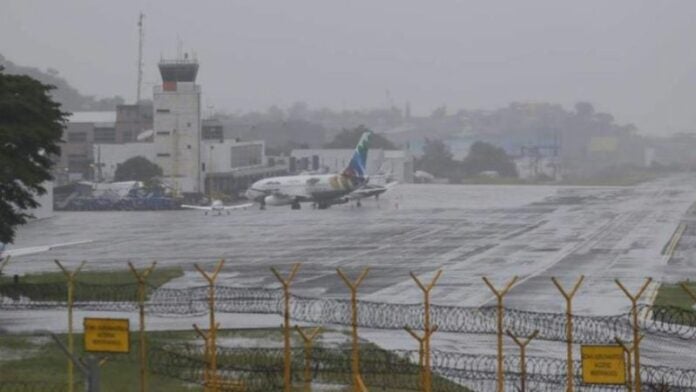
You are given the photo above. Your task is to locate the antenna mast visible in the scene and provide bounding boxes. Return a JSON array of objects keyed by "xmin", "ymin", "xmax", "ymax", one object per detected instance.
[{"xmin": 136, "ymin": 12, "xmax": 145, "ymax": 103}]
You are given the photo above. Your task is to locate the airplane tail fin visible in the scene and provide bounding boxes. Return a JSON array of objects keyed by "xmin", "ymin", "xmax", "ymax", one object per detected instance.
[{"xmin": 342, "ymin": 131, "xmax": 371, "ymax": 179}]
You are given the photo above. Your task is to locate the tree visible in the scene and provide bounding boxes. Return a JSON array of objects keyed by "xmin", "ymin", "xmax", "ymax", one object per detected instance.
[
  {"xmin": 324, "ymin": 125, "xmax": 397, "ymax": 149},
  {"xmin": 0, "ymin": 67, "xmax": 66, "ymax": 244},
  {"xmin": 462, "ymin": 141, "xmax": 518, "ymax": 178},
  {"xmin": 415, "ymin": 138, "xmax": 461, "ymax": 182},
  {"xmin": 114, "ymin": 156, "xmax": 163, "ymax": 182}
]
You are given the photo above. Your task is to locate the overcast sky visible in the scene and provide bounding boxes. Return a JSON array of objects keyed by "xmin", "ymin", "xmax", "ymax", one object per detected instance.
[{"xmin": 2, "ymin": 1, "xmax": 696, "ymax": 134}]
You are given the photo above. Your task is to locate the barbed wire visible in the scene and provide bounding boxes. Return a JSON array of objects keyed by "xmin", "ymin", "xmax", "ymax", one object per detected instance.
[{"xmin": 2, "ymin": 283, "xmax": 696, "ymax": 345}]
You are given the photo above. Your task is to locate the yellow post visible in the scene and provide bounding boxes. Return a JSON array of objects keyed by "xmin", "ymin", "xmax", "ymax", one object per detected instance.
[
  {"xmin": 482, "ymin": 276, "xmax": 518, "ymax": 392},
  {"xmin": 195, "ymin": 260, "xmax": 225, "ymax": 392},
  {"xmin": 295, "ymin": 326, "xmax": 322, "ymax": 392},
  {"xmin": 410, "ymin": 269, "xmax": 442, "ymax": 392},
  {"xmin": 271, "ymin": 263, "xmax": 301, "ymax": 392},
  {"xmin": 506, "ymin": 329, "xmax": 539, "ymax": 392},
  {"xmin": 680, "ymin": 281, "xmax": 696, "ymax": 302},
  {"xmin": 616, "ymin": 335, "xmax": 643, "ymax": 392},
  {"xmin": 55, "ymin": 260, "xmax": 86, "ymax": 392},
  {"xmin": 337, "ymin": 267, "xmax": 370, "ymax": 392},
  {"xmin": 0, "ymin": 256, "xmax": 10, "ymax": 275},
  {"xmin": 405, "ymin": 325, "xmax": 438, "ymax": 392},
  {"xmin": 194, "ymin": 322, "xmax": 219, "ymax": 391},
  {"xmin": 551, "ymin": 275, "xmax": 584, "ymax": 392},
  {"xmin": 615, "ymin": 278, "xmax": 652, "ymax": 392},
  {"xmin": 128, "ymin": 261, "xmax": 157, "ymax": 392}
]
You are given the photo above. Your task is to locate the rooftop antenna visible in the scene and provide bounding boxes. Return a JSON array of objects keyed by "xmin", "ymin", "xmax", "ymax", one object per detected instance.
[{"xmin": 136, "ymin": 12, "xmax": 145, "ymax": 103}]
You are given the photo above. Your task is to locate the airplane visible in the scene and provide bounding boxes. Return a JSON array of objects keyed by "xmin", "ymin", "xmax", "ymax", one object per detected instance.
[
  {"xmin": 245, "ymin": 131, "xmax": 372, "ymax": 210},
  {"xmin": 346, "ymin": 180, "xmax": 398, "ymax": 207},
  {"xmin": 181, "ymin": 199, "xmax": 253, "ymax": 215}
]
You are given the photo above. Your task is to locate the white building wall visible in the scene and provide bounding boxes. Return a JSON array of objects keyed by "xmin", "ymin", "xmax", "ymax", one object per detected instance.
[
  {"xmin": 201, "ymin": 140, "xmax": 266, "ymax": 174},
  {"xmin": 153, "ymin": 82, "xmax": 202, "ymax": 193},
  {"xmin": 93, "ymin": 143, "xmax": 156, "ymax": 182}
]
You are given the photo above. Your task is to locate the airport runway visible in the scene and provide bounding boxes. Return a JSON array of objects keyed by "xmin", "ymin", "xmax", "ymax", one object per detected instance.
[{"xmin": 5, "ymin": 175, "xmax": 696, "ymax": 370}]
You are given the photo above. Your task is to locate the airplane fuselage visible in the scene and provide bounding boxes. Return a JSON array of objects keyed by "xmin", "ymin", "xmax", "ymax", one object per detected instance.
[{"xmin": 246, "ymin": 173, "xmax": 363, "ymax": 206}]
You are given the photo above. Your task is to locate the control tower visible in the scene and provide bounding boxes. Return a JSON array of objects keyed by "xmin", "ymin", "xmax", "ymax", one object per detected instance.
[{"xmin": 153, "ymin": 55, "xmax": 202, "ymax": 194}]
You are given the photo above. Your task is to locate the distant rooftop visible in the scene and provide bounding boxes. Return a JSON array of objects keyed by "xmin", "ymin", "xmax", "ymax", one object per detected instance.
[{"xmin": 68, "ymin": 111, "xmax": 117, "ymax": 124}]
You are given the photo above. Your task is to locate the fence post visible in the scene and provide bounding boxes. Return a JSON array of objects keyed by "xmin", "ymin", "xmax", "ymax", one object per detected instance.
[
  {"xmin": 0, "ymin": 256, "xmax": 10, "ymax": 275},
  {"xmin": 337, "ymin": 267, "xmax": 370, "ymax": 392},
  {"xmin": 482, "ymin": 276, "xmax": 518, "ymax": 392},
  {"xmin": 195, "ymin": 260, "xmax": 225, "ymax": 392},
  {"xmin": 194, "ymin": 323, "xmax": 219, "ymax": 392},
  {"xmin": 551, "ymin": 275, "xmax": 584, "ymax": 392},
  {"xmin": 128, "ymin": 261, "xmax": 157, "ymax": 392},
  {"xmin": 271, "ymin": 263, "xmax": 302, "ymax": 392},
  {"xmin": 51, "ymin": 334, "xmax": 108, "ymax": 392},
  {"xmin": 405, "ymin": 325, "xmax": 438, "ymax": 392},
  {"xmin": 55, "ymin": 260, "xmax": 86, "ymax": 392},
  {"xmin": 680, "ymin": 281, "xmax": 696, "ymax": 302},
  {"xmin": 295, "ymin": 326, "xmax": 322, "ymax": 392},
  {"xmin": 506, "ymin": 329, "xmax": 538, "ymax": 392},
  {"xmin": 615, "ymin": 278, "xmax": 652, "ymax": 392},
  {"xmin": 616, "ymin": 335, "xmax": 643, "ymax": 392},
  {"xmin": 410, "ymin": 269, "xmax": 442, "ymax": 392}
]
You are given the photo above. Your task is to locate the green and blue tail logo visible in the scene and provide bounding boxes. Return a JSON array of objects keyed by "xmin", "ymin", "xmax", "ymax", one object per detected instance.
[{"xmin": 342, "ymin": 131, "xmax": 371, "ymax": 179}]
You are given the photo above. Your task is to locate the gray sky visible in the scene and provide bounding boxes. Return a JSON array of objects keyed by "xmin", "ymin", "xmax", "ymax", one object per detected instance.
[{"xmin": 2, "ymin": 0, "xmax": 696, "ymax": 134}]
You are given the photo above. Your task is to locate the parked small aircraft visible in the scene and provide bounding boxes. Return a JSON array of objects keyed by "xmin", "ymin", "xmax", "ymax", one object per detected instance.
[{"xmin": 181, "ymin": 200, "xmax": 253, "ymax": 215}]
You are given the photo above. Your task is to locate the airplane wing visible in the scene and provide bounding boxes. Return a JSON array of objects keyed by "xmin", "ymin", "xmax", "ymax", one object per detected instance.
[
  {"xmin": 3, "ymin": 240, "xmax": 93, "ymax": 258},
  {"xmin": 347, "ymin": 181, "xmax": 398, "ymax": 200},
  {"xmin": 181, "ymin": 205, "xmax": 213, "ymax": 211},
  {"xmin": 222, "ymin": 203, "xmax": 253, "ymax": 210}
]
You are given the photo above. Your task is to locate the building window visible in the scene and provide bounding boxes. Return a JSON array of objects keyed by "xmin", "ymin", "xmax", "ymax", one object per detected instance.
[
  {"xmin": 93, "ymin": 127, "xmax": 116, "ymax": 143},
  {"xmin": 157, "ymin": 153, "xmax": 171, "ymax": 157},
  {"xmin": 67, "ymin": 132, "xmax": 87, "ymax": 142},
  {"xmin": 187, "ymin": 144, "xmax": 191, "ymax": 149},
  {"xmin": 230, "ymin": 144, "xmax": 263, "ymax": 168},
  {"xmin": 156, "ymin": 109, "xmax": 170, "ymax": 113},
  {"xmin": 187, "ymin": 122, "xmax": 191, "ymax": 127},
  {"xmin": 156, "ymin": 131, "xmax": 170, "ymax": 136},
  {"xmin": 122, "ymin": 131, "xmax": 133, "ymax": 142},
  {"xmin": 202, "ymin": 125, "xmax": 223, "ymax": 140}
]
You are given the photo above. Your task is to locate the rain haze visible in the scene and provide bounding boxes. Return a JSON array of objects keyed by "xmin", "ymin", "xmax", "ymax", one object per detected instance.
[
  {"xmin": 2, "ymin": 0, "xmax": 696, "ymax": 133},
  {"xmin": 4, "ymin": 1, "xmax": 696, "ymax": 391}
]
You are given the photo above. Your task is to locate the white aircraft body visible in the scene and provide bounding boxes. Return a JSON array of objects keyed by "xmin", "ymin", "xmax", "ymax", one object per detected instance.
[
  {"xmin": 245, "ymin": 132, "xmax": 372, "ymax": 210},
  {"xmin": 181, "ymin": 199, "xmax": 253, "ymax": 215}
]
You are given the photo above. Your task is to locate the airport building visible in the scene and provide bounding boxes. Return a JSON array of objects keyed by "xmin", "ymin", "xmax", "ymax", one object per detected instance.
[
  {"xmin": 56, "ymin": 103, "xmax": 153, "ymax": 184},
  {"xmin": 89, "ymin": 54, "xmax": 286, "ymax": 198},
  {"xmin": 152, "ymin": 56, "xmax": 203, "ymax": 194},
  {"xmin": 290, "ymin": 148, "xmax": 414, "ymax": 183}
]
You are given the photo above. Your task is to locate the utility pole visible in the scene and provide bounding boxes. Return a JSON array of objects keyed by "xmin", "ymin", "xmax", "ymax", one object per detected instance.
[{"xmin": 136, "ymin": 12, "xmax": 145, "ymax": 103}]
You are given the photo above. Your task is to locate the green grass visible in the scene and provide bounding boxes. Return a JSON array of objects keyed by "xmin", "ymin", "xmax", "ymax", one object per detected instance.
[
  {"xmin": 0, "ymin": 328, "xmax": 471, "ymax": 392},
  {"xmin": 0, "ymin": 267, "xmax": 184, "ymax": 302},
  {"xmin": 653, "ymin": 281, "xmax": 696, "ymax": 311}
]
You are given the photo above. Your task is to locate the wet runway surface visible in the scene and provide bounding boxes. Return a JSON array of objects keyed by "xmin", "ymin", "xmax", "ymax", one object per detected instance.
[{"xmin": 7, "ymin": 177, "xmax": 696, "ymax": 369}]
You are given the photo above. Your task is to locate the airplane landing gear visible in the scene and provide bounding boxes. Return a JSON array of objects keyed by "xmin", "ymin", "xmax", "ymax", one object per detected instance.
[
  {"xmin": 260, "ymin": 201, "xmax": 266, "ymax": 210},
  {"xmin": 356, "ymin": 200, "xmax": 362, "ymax": 208},
  {"xmin": 291, "ymin": 200, "xmax": 301, "ymax": 210}
]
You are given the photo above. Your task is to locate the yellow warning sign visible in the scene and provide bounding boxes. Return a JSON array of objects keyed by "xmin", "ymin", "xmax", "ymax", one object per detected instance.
[
  {"xmin": 581, "ymin": 345, "xmax": 626, "ymax": 385},
  {"xmin": 84, "ymin": 318, "xmax": 130, "ymax": 353}
]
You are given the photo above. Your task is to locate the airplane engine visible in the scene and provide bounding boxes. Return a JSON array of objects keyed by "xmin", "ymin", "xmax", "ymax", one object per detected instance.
[{"xmin": 264, "ymin": 195, "xmax": 293, "ymax": 206}]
